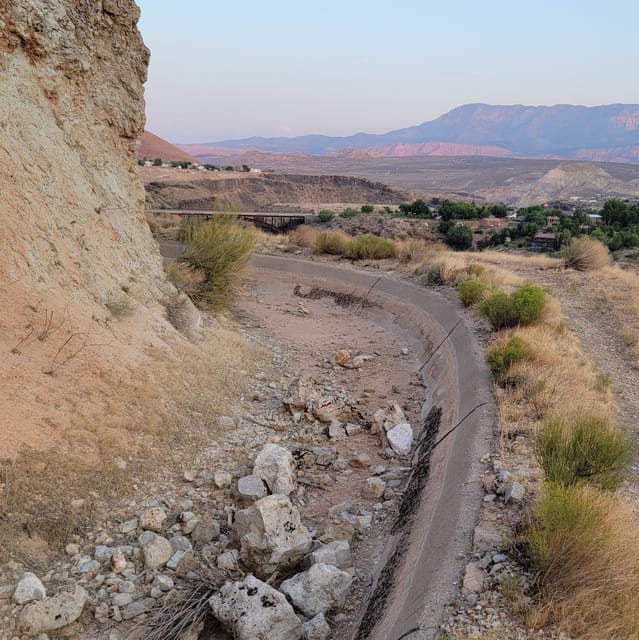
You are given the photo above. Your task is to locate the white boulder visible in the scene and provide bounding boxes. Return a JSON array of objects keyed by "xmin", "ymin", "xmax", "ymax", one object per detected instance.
[
  {"xmin": 233, "ymin": 494, "xmax": 312, "ymax": 577},
  {"xmin": 253, "ymin": 444, "xmax": 296, "ymax": 496},
  {"xmin": 280, "ymin": 563, "xmax": 352, "ymax": 617},
  {"xmin": 13, "ymin": 572, "xmax": 46, "ymax": 605},
  {"xmin": 209, "ymin": 575, "xmax": 301, "ymax": 640},
  {"xmin": 17, "ymin": 585, "xmax": 87, "ymax": 635},
  {"xmin": 387, "ymin": 422, "xmax": 413, "ymax": 455}
]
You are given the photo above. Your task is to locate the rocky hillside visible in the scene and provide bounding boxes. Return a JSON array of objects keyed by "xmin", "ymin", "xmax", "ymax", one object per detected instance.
[
  {"xmin": 142, "ymin": 167, "xmax": 411, "ymax": 211},
  {"xmin": 181, "ymin": 103, "xmax": 639, "ymax": 164},
  {"xmin": 139, "ymin": 130, "xmax": 199, "ymax": 163}
]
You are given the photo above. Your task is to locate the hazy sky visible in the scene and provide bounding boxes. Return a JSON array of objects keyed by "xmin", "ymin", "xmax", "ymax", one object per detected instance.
[{"xmin": 136, "ymin": 0, "xmax": 639, "ymax": 144}]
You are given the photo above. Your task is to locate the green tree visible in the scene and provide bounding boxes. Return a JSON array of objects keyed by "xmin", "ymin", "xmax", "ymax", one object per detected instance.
[
  {"xmin": 153, "ymin": 158, "xmax": 162, "ymax": 166},
  {"xmin": 444, "ymin": 224, "xmax": 473, "ymax": 250}
]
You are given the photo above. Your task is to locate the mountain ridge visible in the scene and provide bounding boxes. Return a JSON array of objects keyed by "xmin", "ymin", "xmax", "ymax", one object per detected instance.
[{"xmin": 178, "ymin": 103, "xmax": 639, "ymax": 164}]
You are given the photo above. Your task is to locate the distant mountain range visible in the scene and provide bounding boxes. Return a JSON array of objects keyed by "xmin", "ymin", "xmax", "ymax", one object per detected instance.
[{"xmin": 179, "ymin": 104, "xmax": 639, "ymax": 164}]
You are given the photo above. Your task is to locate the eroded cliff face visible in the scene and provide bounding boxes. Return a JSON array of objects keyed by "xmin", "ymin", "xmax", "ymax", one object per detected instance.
[
  {"xmin": 0, "ymin": 0, "xmax": 163, "ymax": 300},
  {"xmin": 0, "ymin": 1, "xmax": 176, "ymax": 458}
]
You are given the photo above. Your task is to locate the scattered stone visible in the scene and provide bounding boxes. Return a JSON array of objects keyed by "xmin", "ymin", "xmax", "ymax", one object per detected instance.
[
  {"xmin": 236, "ymin": 475, "xmax": 268, "ymax": 502},
  {"xmin": 13, "ymin": 572, "xmax": 46, "ymax": 605},
  {"xmin": 191, "ymin": 515, "xmax": 220, "ymax": 543},
  {"xmin": 140, "ymin": 533, "xmax": 173, "ymax": 570},
  {"xmin": 312, "ymin": 447, "xmax": 336, "ymax": 467},
  {"xmin": 111, "ymin": 549, "xmax": 127, "ymax": 574},
  {"xmin": 462, "ymin": 562, "xmax": 486, "ymax": 595},
  {"xmin": 219, "ymin": 416, "xmax": 236, "ymax": 429},
  {"xmin": 345, "ymin": 423, "xmax": 362, "ymax": 436},
  {"xmin": 65, "ymin": 543, "xmax": 80, "ymax": 556},
  {"xmin": 349, "ymin": 453, "xmax": 372, "ymax": 468},
  {"xmin": 334, "ymin": 350, "xmax": 351, "ymax": 367},
  {"xmin": 307, "ymin": 540, "xmax": 351, "ymax": 569},
  {"xmin": 253, "ymin": 443, "xmax": 296, "ymax": 496},
  {"xmin": 233, "ymin": 494, "xmax": 312, "ymax": 577},
  {"xmin": 362, "ymin": 477, "xmax": 386, "ymax": 500},
  {"xmin": 214, "ymin": 470, "xmax": 233, "ymax": 489},
  {"xmin": 401, "ymin": 347, "xmax": 409, "ymax": 355},
  {"xmin": 210, "ymin": 575, "xmax": 302, "ymax": 640},
  {"xmin": 504, "ymin": 482, "xmax": 526, "ymax": 504},
  {"xmin": 121, "ymin": 597, "xmax": 156, "ymax": 620},
  {"xmin": 17, "ymin": 585, "xmax": 87, "ymax": 635},
  {"xmin": 139, "ymin": 507, "xmax": 167, "ymax": 532},
  {"xmin": 280, "ymin": 563, "xmax": 352, "ymax": 617},
  {"xmin": 119, "ymin": 518, "xmax": 138, "ymax": 534},
  {"xmin": 387, "ymin": 422, "xmax": 413, "ymax": 455},
  {"xmin": 302, "ymin": 612, "xmax": 331, "ymax": 640},
  {"xmin": 183, "ymin": 469, "xmax": 195, "ymax": 482},
  {"xmin": 217, "ymin": 549, "xmax": 239, "ymax": 571},
  {"xmin": 152, "ymin": 574, "xmax": 174, "ymax": 592},
  {"xmin": 327, "ymin": 421, "xmax": 346, "ymax": 440},
  {"xmin": 179, "ymin": 511, "xmax": 199, "ymax": 535}
]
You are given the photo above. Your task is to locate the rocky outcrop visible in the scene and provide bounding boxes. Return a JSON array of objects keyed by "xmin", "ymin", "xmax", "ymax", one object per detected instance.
[{"xmin": 0, "ymin": 1, "xmax": 171, "ymax": 458}]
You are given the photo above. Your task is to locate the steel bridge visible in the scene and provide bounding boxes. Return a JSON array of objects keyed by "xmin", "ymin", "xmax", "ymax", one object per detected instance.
[{"xmin": 146, "ymin": 209, "xmax": 309, "ymax": 234}]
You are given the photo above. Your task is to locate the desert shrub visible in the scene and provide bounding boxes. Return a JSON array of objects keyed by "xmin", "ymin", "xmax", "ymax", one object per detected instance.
[
  {"xmin": 317, "ymin": 209, "xmax": 335, "ymax": 223},
  {"xmin": 164, "ymin": 260, "xmax": 206, "ymax": 298},
  {"xmin": 486, "ymin": 336, "xmax": 534, "ymax": 381},
  {"xmin": 480, "ymin": 284, "xmax": 546, "ymax": 329},
  {"xmin": 313, "ymin": 230, "xmax": 350, "ymax": 255},
  {"xmin": 562, "ymin": 236, "xmax": 610, "ymax": 271},
  {"xmin": 397, "ymin": 238, "xmax": 429, "ymax": 263},
  {"xmin": 526, "ymin": 484, "xmax": 639, "ymax": 639},
  {"xmin": 457, "ymin": 279, "xmax": 488, "ymax": 307},
  {"xmin": 289, "ymin": 224, "xmax": 318, "ymax": 247},
  {"xmin": 535, "ymin": 416, "xmax": 632, "ymax": 491},
  {"xmin": 360, "ymin": 204, "xmax": 374, "ymax": 214},
  {"xmin": 180, "ymin": 215, "xmax": 256, "ymax": 311},
  {"xmin": 465, "ymin": 263, "xmax": 486, "ymax": 278},
  {"xmin": 444, "ymin": 224, "xmax": 473, "ymax": 250},
  {"xmin": 340, "ymin": 207, "xmax": 359, "ymax": 219},
  {"xmin": 346, "ymin": 234, "xmax": 397, "ymax": 260}
]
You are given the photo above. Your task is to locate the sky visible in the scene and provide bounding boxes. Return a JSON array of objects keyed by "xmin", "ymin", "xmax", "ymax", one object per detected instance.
[{"xmin": 136, "ymin": 0, "xmax": 639, "ymax": 144}]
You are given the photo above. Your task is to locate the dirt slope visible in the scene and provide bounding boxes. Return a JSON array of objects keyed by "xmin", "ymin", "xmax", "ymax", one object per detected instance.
[{"xmin": 139, "ymin": 130, "xmax": 200, "ymax": 163}]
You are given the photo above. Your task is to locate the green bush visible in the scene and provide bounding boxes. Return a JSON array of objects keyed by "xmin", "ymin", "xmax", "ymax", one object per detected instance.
[
  {"xmin": 346, "ymin": 234, "xmax": 397, "ymax": 260},
  {"xmin": 486, "ymin": 336, "xmax": 534, "ymax": 381},
  {"xmin": 457, "ymin": 279, "xmax": 488, "ymax": 307},
  {"xmin": 340, "ymin": 207, "xmax": 359, "ymax": 219},
  {"xmin": 360, "ymin": 205, "xmax": 374, "ymax": 214},
  {"xmin": 317, "ymin": 209, "xmax": 335, "ymax": 223},
  {"xmin": 480, "ymin": 284, "xmax": 546, "ymax": 329},
  {"xmin": 313, "ymin": 231, "xmax": 350, "ymax": 255},
  {"xmin": 444, "ymin": 225, "xmax": 473, "ymax": 250},
  {"xmin": 180, "ymin": 215, "xmax": 256, "ymax": 311},
  {"xmin": 527, "ymin": 483, "xmax": 606, "ymax": 573},
  {"xmin": 535, "ymin": 416, "xmax": 633, "ymax": 491}
]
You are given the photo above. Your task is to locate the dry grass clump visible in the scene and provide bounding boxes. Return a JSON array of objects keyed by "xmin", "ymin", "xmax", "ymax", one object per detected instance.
[
  {"xmin": 313, "ymin": 230, "xmax": 351, "ymax": 255},
  {"xmin": 346, "ymin": 234, "xmax": 398, "ymax": 260},
  {"xmin": 561, "ymin": 236, "xmax": 611, "ymax": 271},
  {"xmin": 396, "ymin": 237, "xmax": 430, "ymax": 263},
  {"xmin": 419, "ymin": 254, "xmax": 469, "ymax": 285},
  {"xmin": 181, "ymin": 216, "xmax": 256, "ymax": 311},
  {"xmin": 289, "ymin": 224, "xmax": 319, "ymax": 248},
  {"xmin": 527, "ymin": 484, "xmax": 639, "ymax": 640}
]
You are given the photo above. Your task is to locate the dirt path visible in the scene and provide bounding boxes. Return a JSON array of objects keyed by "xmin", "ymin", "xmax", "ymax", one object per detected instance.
[{"xmin": 537, "ymin": 269, "xmax": 639, "ymax": 499}]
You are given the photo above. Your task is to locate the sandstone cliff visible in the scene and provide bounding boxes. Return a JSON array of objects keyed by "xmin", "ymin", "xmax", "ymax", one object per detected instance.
[{"xmin": 0, "ymin": 1, "xmax": 170, "ymax": 458}]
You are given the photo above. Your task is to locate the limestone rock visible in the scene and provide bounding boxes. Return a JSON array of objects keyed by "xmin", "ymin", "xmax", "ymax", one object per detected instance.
[
  {"xmin": 17, "ymin": 585, "xmax": 87, "ymax": 635},
  {"xmin": 236, "ymin": 475, "xmax": 268, "ymax": 503},
  {"xmin": 140, "ymin": 533, "xmax": 173, "ymax": 570},
  {"xmin": 280, "ymin": 563, "xmax": 352, "ymax": 617},
  {"xmin": 462, "ymin": 562, "xmax": 486, "ymax": 595},
  {"xmin": 233, "ymin": 494, "xmax": 312, "ymax": 577},
  {"xmin": 139, "ymin": 507, "xmax": 167, "ymax": 532},
  {"xmin": 387, "ymin": 422, "xmax": 413, "ymax": 455},
  {"xmin": 253, "ymin": 443, "xmax": 296, "ymax": 496},
  {"xmin": 214, "ymin": 470, "xmax": 233, "ymax": 489},
  {"xmin": 13, "ymin": 572, "xmax": 46, "ymax": 605},
  {"xmin": 209, "ymin": 575, "xmax": 301, "ymax": 640},
  {"xmin": 302, "ymin": 613, "xmax": 331, "ymax": 640},
  {"xmin": 504, "ymin": 481, "xmax": 526, "ymax": 503},
  {"xmin": 362, "ymin": 477, "xmax": 386, "ymax": 499},
  {"xmin": 307, "ymin": 540, "xmax": 352, "ymax": 569}
]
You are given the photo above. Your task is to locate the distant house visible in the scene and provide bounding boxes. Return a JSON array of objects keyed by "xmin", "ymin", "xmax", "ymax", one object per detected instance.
[
  {"xmin": 588, "ymin": 214, "xmax": 603, "ymax": 226},
  {"xmin": 532, "ymin": 233, "xmax": 557, "ymax": 249},
  {"xmin": 546, "ymin": 215, "xmax": 560, "ymax": 228}
]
